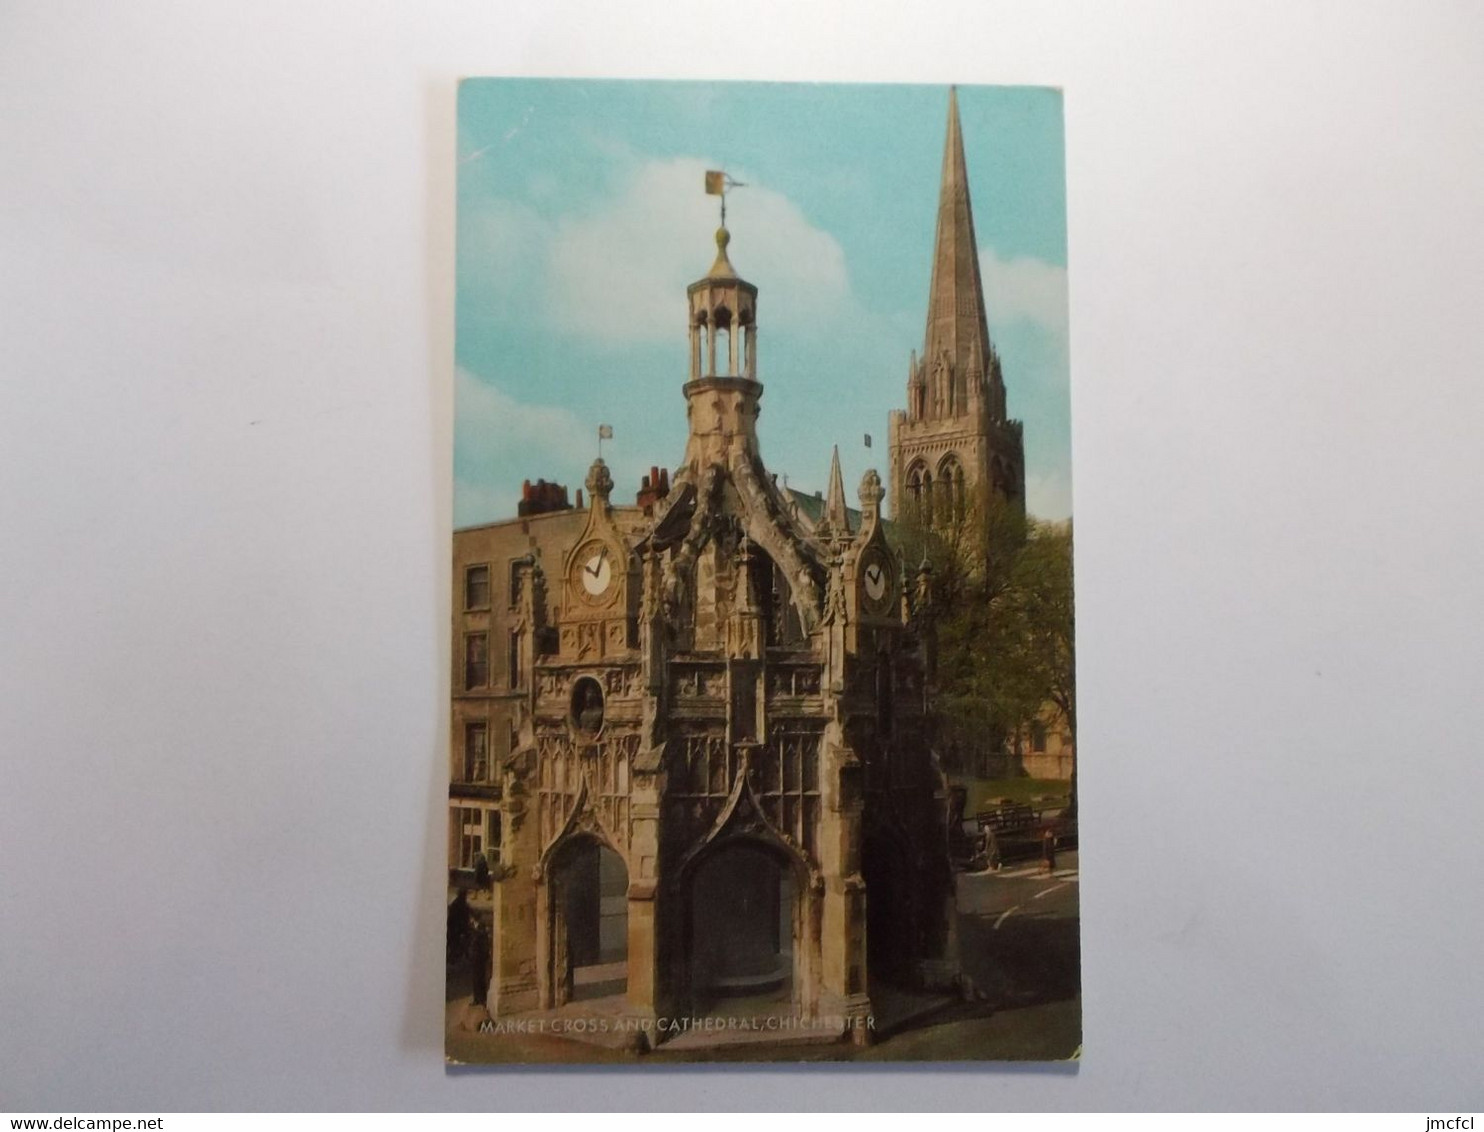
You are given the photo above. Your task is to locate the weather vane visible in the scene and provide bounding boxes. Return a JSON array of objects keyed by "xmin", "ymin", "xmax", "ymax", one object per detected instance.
[{"xmin": 704, "ymin": 170, "xmax": 747, "ymax": 227}]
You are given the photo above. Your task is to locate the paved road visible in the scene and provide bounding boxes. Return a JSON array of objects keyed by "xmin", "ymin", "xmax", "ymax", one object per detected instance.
[
  {"xmin": 957, "ymin": 852, "xmax": 1080, "ymax": 925},
  {"xmin": 954, "ymin": 851, "xmax": 1081, "ymax": 1010}
]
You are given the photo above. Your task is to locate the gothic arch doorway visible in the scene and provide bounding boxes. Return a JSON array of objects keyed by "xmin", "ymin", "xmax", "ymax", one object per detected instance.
[
  {"xmin": 547, "ymin": 836, "xmax": 628, "ymax": 1005},
  {"xmin": 685, "ymin": 839, "xmax": 800, "ymax": 1013}
]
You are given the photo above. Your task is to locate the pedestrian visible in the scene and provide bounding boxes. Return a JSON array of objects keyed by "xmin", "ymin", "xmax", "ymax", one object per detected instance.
[
  {"xmin": 447, "ymin": 888, "xmax": 471, "ymax": 963},
  {"xmin": 470, "ymin": 920, "xmax": 492, "ymax": 1007},
  {"xmin": 1041, "ymin": 826, "xmax": 1057, "ymax": 874}
]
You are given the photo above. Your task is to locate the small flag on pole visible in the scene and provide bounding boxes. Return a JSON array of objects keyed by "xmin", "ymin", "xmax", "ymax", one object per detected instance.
[
  {"xmin": 598, "ymin": 424, "xmax": 613, "ymax": 439},
  {"xmin": 864, "ymin": 433, "xmax": 873, "ymax": 448}
]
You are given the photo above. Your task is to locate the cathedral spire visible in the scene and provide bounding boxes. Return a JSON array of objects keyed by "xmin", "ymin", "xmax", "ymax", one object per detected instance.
[
  {"xmin": 887, "ymin": 88, "xmax": 1027, "ymax": 523},
  {"xmin": 922, "ymin": 87, "xmax": 995, "ymax": 418}
]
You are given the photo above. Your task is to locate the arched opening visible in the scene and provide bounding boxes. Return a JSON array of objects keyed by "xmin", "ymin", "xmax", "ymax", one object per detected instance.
[
  {"xmin": 863, "ymin": 831, "xmax": 916, "ymax": 990},
  {"xmin": 749, "ymin": 546, "xmax": 803, "ymax": 647},
  {"xmin": 738, "ymin": 310, "xmax": 755, "ymax": 378},
  {"xmin": 690, "ymin": 312, "xmax": 707, "ymax": 379},
  {"xmin": 688, "ymin": 841, "xmax": 796, "ymax": 1012},
  {"xmin": 549, "ymin": 837, "xmax": 628, "ymax": 1005},
  {"xmin": 713, "ymin": 305, "xmax": 733, "ymax": 376},
  {"xmin": 994, "ymin": 455, "xmax": 1018, "ymax": 502},
  {"xmin": 937, "ymin": 454, "xmax": 965, "ymax": 525},
  {"xmin": 906, "ymin": 460, "xmax": 926, "ymax": 515}
]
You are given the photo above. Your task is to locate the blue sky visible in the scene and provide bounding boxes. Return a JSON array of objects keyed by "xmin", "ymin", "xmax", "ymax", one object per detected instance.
[{"xmin": 454, "ymin": 79, "xmax": 1069, "ymax": 528}]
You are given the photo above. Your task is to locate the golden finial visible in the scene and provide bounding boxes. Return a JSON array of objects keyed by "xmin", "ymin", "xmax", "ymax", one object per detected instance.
[{"xmin": 708, "ymin": 225, "xmax": 737, "ymax": 278}]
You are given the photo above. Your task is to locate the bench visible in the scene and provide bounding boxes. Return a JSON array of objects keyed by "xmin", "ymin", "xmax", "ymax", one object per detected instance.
[
  {"xmin": 948, "ymin": 789, "xmax": 1074, "ymax": 871},
  {"xmin": 975, "ymin": 801, "xmax": 1045, "ymax": 866}
]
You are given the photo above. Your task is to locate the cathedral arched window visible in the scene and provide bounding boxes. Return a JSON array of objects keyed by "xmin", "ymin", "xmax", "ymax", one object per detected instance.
[
  {"xmin": 938, "ymin": 454, "xmax": 965, "ymax": 524},
  {"xmin": 905, "ymin": 461, "xmax": 928, "ymax": 519}
]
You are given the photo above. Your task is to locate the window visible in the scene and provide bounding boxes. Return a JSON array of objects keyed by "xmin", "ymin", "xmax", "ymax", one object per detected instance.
[
  {"xmin": 464, "ymin": 633, "xmax": 489, "ymax": 690},
  {"xmin": 455, "ymin": 806, "xmax": 485, "ymax": 869},
  {"xmin": 464, "ymin": 564, "xmax": 491, "ymax": 609},
  {"xmin": 939, "ymin": 454, "xmax": 965, "ymax": 524},
  {"xmin": 1030, "ymin": 720, "xmax": 1048, "ymax": 753},
  {"xmin": 905, "ymin": 461, "xmax": 934, "ymax": 524},
  {"xmin": 464, "ymin": 721, "xmax": 488, "ymax": 782},
  {"xmin": 906, "ymin": 462, "xmax": 925, "ymax": 507},
  {"xmin": 507, "ymin": 560, "xmax": 524, "ymax": 608}
]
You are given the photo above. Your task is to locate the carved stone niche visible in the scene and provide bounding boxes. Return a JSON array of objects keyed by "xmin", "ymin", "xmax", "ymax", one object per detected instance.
[{"xmin": 570, "ymin": 676, "xmax": 605, "ymax": 739}]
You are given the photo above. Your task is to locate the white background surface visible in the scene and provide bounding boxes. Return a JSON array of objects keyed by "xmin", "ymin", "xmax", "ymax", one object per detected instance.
[{"xmin": 3, "ymin": 0, "xmax": 1482, "ymax": 1113}]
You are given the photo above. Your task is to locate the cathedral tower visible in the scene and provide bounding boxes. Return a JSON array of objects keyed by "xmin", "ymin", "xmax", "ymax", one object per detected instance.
[{"xmin": 888, "ymin": 88, "xmax": 1025, "ymax": 525}]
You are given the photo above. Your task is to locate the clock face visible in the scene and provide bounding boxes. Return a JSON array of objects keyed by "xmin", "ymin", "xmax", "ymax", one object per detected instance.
[
  {"xmin": 574, "ymin": 541, "xmax": 613, "ymax": 601},
  {"xmin": 861, "ymin": 553, "xmax": 892, "ymax": 612}
]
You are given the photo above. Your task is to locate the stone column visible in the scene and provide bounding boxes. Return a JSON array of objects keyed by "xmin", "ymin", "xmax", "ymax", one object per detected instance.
[
  {"xmin": 533, "ymin": 873, "xmax": 557, "ymax": 1009},
  {"xmin": 816, "ymin": 726, "xmax": 871, "ymax": 1028},
  {"xmin": 624, "ymin": 779, "xmax": 664, "ymax": 1020},
  {"xmin": 489, "ymin": 783, "xmax": 540, "ymax": 1015}
]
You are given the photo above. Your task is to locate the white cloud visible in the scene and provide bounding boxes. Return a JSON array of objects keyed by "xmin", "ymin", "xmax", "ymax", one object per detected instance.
[
  {"xmin": 978, "ymin": 247, "xmax": 1069, "ymax": 336},
  {"xmin": 454, "ymin": 367, "xmax": 594, "ymax": 526},
  {"xmin": 1025, "ymin": 467, "xmax": 1073, "ymax": 522},
  {"xmin": 458, "ymin": 156, "xmax": 852, "ymax": 347},
  {"xmin": 545, "ymin": 157, "xmax": 850, "ymax": 343},
  {"xmin": 974, "ymin": 251, "xmax": 1073, "ymax": 522},
  {"xmin": 458, "ymin": 197, "xmax": 551, "ymax": 309}
]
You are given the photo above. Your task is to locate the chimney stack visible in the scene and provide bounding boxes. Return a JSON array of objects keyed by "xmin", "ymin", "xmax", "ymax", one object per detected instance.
[
  {"xmin": 636, "ymin": 464, "xmax": 673, "ymax": 515},
  {"xmin": 516, "ymin": 477, "xmax": 575, "ymax": 517}
]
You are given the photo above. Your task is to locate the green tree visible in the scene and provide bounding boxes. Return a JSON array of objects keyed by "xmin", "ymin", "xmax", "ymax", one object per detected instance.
[
  {"xmin": 997, "ymin": 519, "xmax": 1076, "ymax": 814},
  {"xmin": 894, "ymin": 499, "xmax": 1075, "ymax": 811}
]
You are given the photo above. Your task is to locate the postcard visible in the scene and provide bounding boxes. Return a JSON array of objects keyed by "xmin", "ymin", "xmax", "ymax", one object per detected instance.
[{"xmin": 447, "ymin": 78, "xmax": 1076, "ymax": 1063}]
